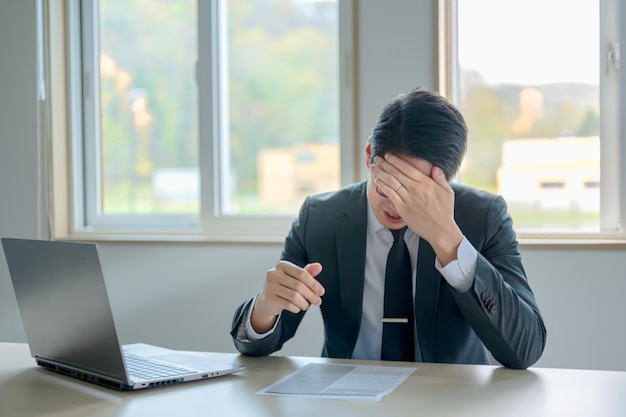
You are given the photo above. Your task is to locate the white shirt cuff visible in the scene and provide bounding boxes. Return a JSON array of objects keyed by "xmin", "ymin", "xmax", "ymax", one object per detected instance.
[
  {"xmin": 243, "ymin": 294, "xmax": 281, "ymax": 341},
  {"xmin": 435, "ymin": 236, "xmax": 477, "ymax": 293}
]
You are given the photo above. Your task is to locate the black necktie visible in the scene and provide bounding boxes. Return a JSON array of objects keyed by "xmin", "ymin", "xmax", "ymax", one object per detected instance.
[{"xmin": 381, "ymin": 227, "xmax": 415, "ymax": 361}]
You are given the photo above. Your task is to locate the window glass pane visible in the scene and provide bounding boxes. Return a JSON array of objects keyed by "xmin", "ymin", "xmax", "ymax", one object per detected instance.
[
  {"xmin": 98, "ymin": 0, "xmax": 198, "ymax": 215},
  {"xmin": 220, "ymin": 0, "xmax": 340, "ymax": 215},
  {"xmin": 457, "ymin": 0, "xmax": 599, "ymax": 231}
]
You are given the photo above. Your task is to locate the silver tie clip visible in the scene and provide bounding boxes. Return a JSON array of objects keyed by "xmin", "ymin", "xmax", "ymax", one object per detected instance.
[{"xmin": 381, "ymin": 318, "xmax": 409, "ymax": 323}]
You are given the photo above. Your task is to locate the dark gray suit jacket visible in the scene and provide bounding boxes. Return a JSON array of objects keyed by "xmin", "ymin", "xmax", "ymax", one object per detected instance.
[{"xmin": 231, "ymin": 181, "xmax": 546, "ymax": 369}]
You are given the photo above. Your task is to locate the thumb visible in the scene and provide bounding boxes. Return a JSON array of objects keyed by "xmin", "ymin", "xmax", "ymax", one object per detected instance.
[
  {"xmin": 432, "ymin": 166, "xmax": 447, "ymax": 184},
  {"xmin": 304, "ymin": 262, "xmax": 325, "ymax": 296},
  {"xmin": 304, "ymin": 262, "xmax": 323, "ymax": 278}
]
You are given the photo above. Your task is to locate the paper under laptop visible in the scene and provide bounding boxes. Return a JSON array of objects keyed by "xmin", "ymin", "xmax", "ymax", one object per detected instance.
[{"xmin": 1, "ymin": 237, "xmax": 245, "ymax": 391}]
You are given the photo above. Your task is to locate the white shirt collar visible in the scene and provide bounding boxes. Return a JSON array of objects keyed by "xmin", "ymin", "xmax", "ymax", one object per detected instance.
[{"xmin": 366, "ymin": 198, "xmax": 386, "ymax": 236}]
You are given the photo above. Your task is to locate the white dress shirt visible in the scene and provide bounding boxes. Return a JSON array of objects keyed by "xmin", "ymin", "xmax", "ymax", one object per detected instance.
[{"xmin": 242, "ymin": 201, "xmax": 479, "ymax": 361}]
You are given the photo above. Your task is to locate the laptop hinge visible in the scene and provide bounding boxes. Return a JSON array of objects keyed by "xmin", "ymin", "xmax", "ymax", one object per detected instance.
[{"xmin": 36, "ymin": 357, "xmax": 132, "ymax": 391}]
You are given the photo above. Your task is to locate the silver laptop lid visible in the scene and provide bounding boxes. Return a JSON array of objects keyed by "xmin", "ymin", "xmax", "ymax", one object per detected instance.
[{"xmin": 2, "ymin": 238, "xmax": 129, "ymax": 383}]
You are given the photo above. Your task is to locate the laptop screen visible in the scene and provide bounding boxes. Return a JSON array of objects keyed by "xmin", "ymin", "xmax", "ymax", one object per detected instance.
[{"xmin": 2, "ymin": 238, "xmax": 129, "ymax": 382}]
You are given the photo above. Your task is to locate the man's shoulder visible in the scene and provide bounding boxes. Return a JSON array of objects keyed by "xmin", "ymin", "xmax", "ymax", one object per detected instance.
[
  {"xmin": 288, "ymin": 182, "xmax": 367, "ymax": 247},
  {"xmin": 451, "ymin": 182, "xmax": 512, "ymax": 240},
  {"xmin": 297, "ymin": 181, "xmax": 367, "ymax": 224},
  {"xmin": 306, "ymin": 181, "xmax": 366, "ymax": 205},
  {"xmin": 451, "ymin": 182, "xmax": 503, "ymax": 208}
]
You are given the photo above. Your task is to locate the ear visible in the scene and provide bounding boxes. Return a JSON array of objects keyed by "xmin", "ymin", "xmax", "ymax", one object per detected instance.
[{"xmin": 365, "ymin": 141, "xmax": 373, "ymax": 168}]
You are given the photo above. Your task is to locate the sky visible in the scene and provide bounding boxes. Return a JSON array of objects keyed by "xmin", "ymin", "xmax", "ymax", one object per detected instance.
[{"xmin": 457, "ymin": 0, "xmax": 600, "ymax": 86}]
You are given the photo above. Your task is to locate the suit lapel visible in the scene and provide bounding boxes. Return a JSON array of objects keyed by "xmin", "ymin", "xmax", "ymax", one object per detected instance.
[
  {"xmin": 335, "ymin": 183, "xmax": 368, "ymax": 344},
  {"xmin": 414, "ymin": 238, "xmax": 441, "ymax": 362}
]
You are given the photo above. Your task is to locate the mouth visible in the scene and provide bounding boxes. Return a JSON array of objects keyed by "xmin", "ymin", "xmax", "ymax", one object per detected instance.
[{"xmin": 384, "ymin": 209, "xmax": 403, "ymax": 223}]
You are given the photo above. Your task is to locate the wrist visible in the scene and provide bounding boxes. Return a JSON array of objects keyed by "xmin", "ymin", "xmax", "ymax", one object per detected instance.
[
  {"xmin": 250, "ymin": 303, "xmax": 278, "ymax": 334},
  {"xmin": 432, "ymin": 226, "xmax": 463, "ymax": 267}
]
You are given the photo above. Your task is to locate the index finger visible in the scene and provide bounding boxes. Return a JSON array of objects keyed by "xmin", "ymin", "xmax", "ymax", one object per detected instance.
[
  {"xmin": 382, "ymin": 153, "xmax": 431, "ymax": 182},
  {"xmin": 371, "ymin": 154, "xmax": 425, "ymax": 196},
  {"xmin": 277, "ymin": 260, "xmax": 325, "ymax": 300}
]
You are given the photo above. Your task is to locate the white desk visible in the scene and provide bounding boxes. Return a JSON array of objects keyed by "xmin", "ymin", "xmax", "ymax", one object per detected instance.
[{"xmin": 1, "ymin": 342, "xmax": 625, "ymax": 417}]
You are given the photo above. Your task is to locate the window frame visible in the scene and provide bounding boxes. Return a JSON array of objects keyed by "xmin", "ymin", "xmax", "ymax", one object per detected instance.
[
  {"xmin": 50, "ymin": 0, "xmax": 355, "ymax": 242},
  {"xmin": 438, "ymin": 0, "xmax": 626, "ymax": 245}
]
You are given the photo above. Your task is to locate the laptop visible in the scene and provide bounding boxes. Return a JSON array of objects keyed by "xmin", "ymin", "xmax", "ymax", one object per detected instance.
[{"xmin": 1, "ymin": 237, "xmax": 245, "ymax": 391}]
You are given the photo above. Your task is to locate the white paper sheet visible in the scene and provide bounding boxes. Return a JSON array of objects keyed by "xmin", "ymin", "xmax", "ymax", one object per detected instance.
[{"xmin": 257, "ymin": 362, "xmax": 416, "ymax": 402}]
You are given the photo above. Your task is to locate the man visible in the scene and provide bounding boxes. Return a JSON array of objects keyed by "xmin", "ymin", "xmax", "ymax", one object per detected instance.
[{"xmin": 230, "ymin": 88, "xmax": 546, "ymax": 369}]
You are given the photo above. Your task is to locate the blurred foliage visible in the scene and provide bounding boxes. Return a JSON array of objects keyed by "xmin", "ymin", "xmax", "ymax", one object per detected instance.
[
  {"xmin": 98, "ymin": 0, "xmax": 338, "ymax": 213},
  {"xmin": 96, "ymin": 0, "xmax": 599, "ymax": 221},
  {"xmin": 227, "ymin": 0, "xmax": 338, "ymax": 189},
  {"xmin": 460, "ymin": 72, "xmax": 599, "ymax": 193}
]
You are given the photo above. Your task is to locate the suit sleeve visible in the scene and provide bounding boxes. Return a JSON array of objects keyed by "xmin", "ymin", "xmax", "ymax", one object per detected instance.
[
  {"xmin": 452, "ymin": 195, "xmax": 547, "ymax": 369},
  {"xmin": 230, "ymin": 297, "xmax": 285, "ymax": 356},
  {"xmin": 229, "ymin": 198, "xmax": 311, "ymax": 356}
]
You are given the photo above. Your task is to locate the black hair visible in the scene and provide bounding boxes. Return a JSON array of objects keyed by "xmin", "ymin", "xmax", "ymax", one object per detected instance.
[{"xmin": 369, "ymin": 88, "xmax": 468, "ymax": 181}]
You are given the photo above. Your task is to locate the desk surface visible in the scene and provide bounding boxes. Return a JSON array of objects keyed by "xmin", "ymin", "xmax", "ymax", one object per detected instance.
[{"xmin": 1, "ymin": 342, "xmax": 625, "ymax": 417}]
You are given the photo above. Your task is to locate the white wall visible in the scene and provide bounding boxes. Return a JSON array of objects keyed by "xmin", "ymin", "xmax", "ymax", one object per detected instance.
[
  {"xmin": 0, "ymin": 0, "xmax": 44, "ymax": 342},
  {"xmin": 1, "ymin": 0, "xmax": 625, "ymax": 372}
]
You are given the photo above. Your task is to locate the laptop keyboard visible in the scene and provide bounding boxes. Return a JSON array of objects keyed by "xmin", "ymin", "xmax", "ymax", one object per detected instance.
[{"xmin": 124, "ymin": 352, "xmax": 196, "ymax": 380}]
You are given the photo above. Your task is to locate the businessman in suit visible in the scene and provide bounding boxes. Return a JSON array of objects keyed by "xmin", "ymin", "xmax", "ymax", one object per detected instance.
[{"xmin": 230, "ymin": 87, "xmax": 546, "ymax": 369}]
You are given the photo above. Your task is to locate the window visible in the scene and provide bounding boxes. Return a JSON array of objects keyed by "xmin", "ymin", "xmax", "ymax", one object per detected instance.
[
  {"xmin": 440, "ymin": 0, "xmax": 624, "ymax": 241},
  {"xmin": 59, "ymin": 0, "xmax": 354, "ymax": 240}
]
